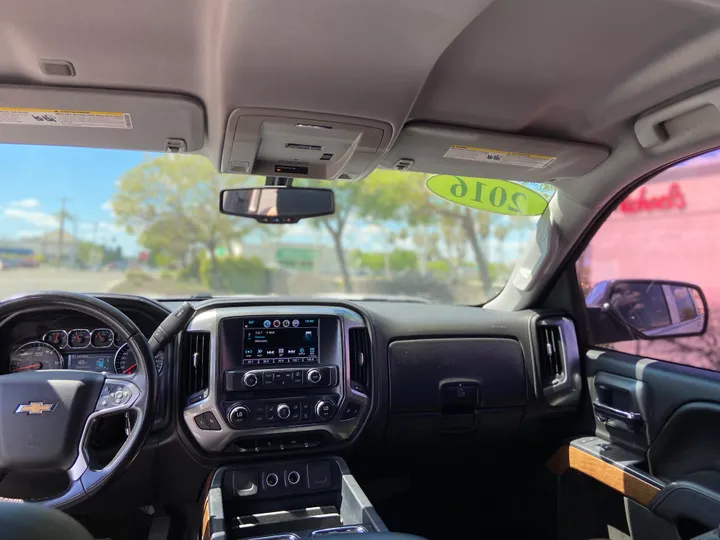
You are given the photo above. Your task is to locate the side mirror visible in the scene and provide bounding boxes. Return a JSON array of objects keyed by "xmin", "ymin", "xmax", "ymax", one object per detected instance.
[
  {"xmin": 219, "ymin": 187, "xmax": 335, "ymax": 223},
  {"xmin": 586, "ymin": 279, "xmax": 708, "ymax": 339}
]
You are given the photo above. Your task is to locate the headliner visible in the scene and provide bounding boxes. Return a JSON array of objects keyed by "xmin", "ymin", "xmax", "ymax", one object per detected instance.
[{"xmin": 2, "ymin": 0, "xmax": 720, "ymax": 164}]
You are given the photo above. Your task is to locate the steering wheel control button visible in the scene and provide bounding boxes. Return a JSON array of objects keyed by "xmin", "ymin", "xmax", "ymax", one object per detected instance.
[
  {"xmin": 307, "ymin": 368, "xmax": 322, "ymax": 384},
  {"xmin": 97, "ymin": 381, "xmax": 139, "ymax": 411},
  {"xmin": 242, "ymin": 371, "xmax": 259, "ymax": 388},
  {"xmin": 227, "ymin": 404, "xmax": 251, "ymax": 427},
  {"xmin": 276, "ymin": 403, "xmax": 291, "ymax": 420},
  {"xmin": 315, "ymin": 400, "xmax": 335, "ymax": 420},
  {"xmin": 341, "ymin": 401, "xmax": 362, "ymax": 421}
]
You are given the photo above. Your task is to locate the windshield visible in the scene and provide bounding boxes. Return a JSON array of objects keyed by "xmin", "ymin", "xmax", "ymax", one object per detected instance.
[{"xmin": 0, "ymin": 146, "xmax": 555, "ymax": 303}]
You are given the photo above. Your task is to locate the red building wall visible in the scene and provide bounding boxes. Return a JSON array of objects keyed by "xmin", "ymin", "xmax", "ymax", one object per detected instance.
[{"xmin": 581, "ymin": 153, "xmax": 720, "ymax": 370}]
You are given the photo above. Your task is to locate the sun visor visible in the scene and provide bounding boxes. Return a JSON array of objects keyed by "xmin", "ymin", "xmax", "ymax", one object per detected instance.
[
  {"xmin": 0, "ymin": 85, "xmax": 204, "ymax": 152},
  {"xmin": 220, "ymin": 108, "xmax": 392, "ymax": 179},
  {"xmin": 383, "ymin": 123, "xmax": 609, "ymax": 181}
]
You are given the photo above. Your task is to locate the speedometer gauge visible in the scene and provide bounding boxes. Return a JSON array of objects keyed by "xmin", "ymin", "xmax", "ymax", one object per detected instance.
[
  {"xmin": 113, "ymin": 344, "xmax": 164, "ymax": 374},
  {"xmin": 10, "ymin": 341, "xmax": 63, "ymax": 372}
]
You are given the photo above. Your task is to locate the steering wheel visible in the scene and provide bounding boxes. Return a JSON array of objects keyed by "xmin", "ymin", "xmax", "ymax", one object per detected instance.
[{"xmin": 0, "ymin": 292, "xmax": 157, "ymax": 509}]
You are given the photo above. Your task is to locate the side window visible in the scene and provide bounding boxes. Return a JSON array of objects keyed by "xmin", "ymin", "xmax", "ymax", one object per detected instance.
[{"xmin": 577, "ymin": 150, "xmax": 720, "ymax": 371}]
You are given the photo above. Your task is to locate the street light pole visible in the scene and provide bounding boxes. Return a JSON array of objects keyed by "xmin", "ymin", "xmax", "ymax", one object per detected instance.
[{"xmin": 57, "ymin": 197, "xmax": 71, "ymax": 266}]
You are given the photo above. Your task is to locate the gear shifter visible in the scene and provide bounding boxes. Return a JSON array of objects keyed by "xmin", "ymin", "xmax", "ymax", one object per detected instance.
[{"xmin": 148, "ymin": 301, "xmax": 196, "ymax": 354}]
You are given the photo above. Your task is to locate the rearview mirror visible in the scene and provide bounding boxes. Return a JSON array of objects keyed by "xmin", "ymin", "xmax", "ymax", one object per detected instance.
[
  {"xmin": 586, "ymin": 279, "xmax": 708, "ymax": 339},
  {"xmin": 219, "ymin": 187, "xmax": 335, "ymax": 223}
]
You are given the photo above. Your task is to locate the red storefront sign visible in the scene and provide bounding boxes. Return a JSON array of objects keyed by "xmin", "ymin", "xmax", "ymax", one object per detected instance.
[{"xmin": 619, "ymin": 182, "xmax": 686, "ymax": 214}]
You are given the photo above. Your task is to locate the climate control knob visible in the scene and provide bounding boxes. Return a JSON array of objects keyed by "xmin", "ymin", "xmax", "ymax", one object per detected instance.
[
  {"xmin": 315, "ymin": 400, "xmax": 335, "ymax": 420},
  {"xmin": 307, "ymin": 368, "xmax": 322, "ymax": 384},
  {"xmin": 227, "ymin": 404, "xmax": 250, "ymax": 427},
  {"xmin": 276, "ymin": 403, "xmax": 291, "ymax": 420},
  {"xmin": 242, "ymin": 371, "xmax": 259, "ymax": 388}
]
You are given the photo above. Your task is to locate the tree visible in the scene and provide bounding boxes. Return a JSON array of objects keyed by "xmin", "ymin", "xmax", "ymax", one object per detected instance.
[
  {"xmin": 305, "ymin": 171, "xmax": 418, "ymax": 292},
  {"xmin": 112, "ymin": 155, "xmax": 256, "ymax": 289},
  {"xmin": 388, "ymin": 248, "xmax": 418, "ymax": 272},
  {"xmin": 395, "ymin": 176, "xmax": 553, "ymax": 298}
]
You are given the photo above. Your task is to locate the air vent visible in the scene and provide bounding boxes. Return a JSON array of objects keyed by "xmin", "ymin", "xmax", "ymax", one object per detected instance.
[
  {"xmin": 537, "ymin": 322, "xmax": 566, "ymax": 387},
  {"xmin": 182, "ymin": 331, "xmax": 210, "ymax": 404},
  {"xmin": 349, "ymin": 327, "xmax": 371, "ymax": 394},
  {"xmin": 536, "ymin": 318, "xmax": 581, "ymax": 406}
]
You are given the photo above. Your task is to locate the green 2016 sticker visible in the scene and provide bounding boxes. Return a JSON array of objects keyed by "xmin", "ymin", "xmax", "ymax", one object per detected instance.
[{"xmin": 426, "ymin": 175, "xmax": 549, "ymax": 216}]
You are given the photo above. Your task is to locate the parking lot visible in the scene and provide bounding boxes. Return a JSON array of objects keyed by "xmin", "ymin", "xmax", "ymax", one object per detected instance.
[{"xmin": 0, "ymin": 268, "xmax": 125, "ymax": 298}]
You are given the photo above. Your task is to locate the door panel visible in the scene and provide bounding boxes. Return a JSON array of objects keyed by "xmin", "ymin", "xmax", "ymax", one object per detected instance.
[
  {"xmin": 587, "ymin": 349, "xmax": 720, "ymax": 449},
  {"xmin": 584, "ymin": 348, "xmax": 720, "ymax": 534}
]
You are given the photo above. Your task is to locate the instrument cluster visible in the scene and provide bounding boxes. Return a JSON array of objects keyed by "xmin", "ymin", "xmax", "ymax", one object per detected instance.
[{"xmin": 8, "ymin": 326, "xmax": 164, "ymax": 375}]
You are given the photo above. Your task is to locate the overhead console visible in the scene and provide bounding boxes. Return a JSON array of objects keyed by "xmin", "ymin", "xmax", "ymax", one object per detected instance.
[
  {"xmin": 220, "ymin": 107, "xmax": 393, "ymax": 180},
  {"xmin": 181, "ymin": 306, "xmax": 371, "ymax": 455}
]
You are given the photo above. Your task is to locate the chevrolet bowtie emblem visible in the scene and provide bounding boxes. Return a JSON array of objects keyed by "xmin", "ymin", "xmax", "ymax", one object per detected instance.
[{"xmin": 15, "ymin": 402, "xmax": 56, "ymax": 415}]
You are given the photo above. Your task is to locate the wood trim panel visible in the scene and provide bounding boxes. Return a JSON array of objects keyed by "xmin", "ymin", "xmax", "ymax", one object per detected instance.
[
  {"xmin": 201, "ymin": 497, "xmax": 210, "ymax": 540},
  {"xmin": 547, "ymin": 445, "xmax": 660, "ymax": 506}
]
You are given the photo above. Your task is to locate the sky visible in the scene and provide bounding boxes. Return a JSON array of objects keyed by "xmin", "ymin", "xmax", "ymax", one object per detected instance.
[
  {"xmin": 0, "ymin": 144, "xmax": 153, "ymax": 254},
  {"xmin": 0, "ymin": 144, "xmax": 540, "ymax": 263}
]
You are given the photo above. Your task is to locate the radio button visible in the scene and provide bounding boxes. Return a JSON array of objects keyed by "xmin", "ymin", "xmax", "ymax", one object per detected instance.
[
  {"xmin": 307, "ymin": 368, "xmax": 322, "ymax": 384},
  {"xmin": 292, "ymin": 370, "xmax": 304, "ymax": 385},
  {"xmin": 274, "ymin": 371, "xmax": 292, "ymax": 386},
  {"xmin": 263, "ymin": 372, "xmax": 274, "ymax": 386},
  {"xmin": 243, "ymin": 372, "xmax": 259, "ymax": 388}
]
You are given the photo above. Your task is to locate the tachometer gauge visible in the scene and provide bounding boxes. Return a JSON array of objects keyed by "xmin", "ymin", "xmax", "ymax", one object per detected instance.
[
  {"xmin": 43, "ymin": 330, "xmax": 68, "ymax": 349},
  {"xmin": 91, "ymin": 328, "xmax": 114, "ymax": 348},
  {"xmin": 10, "ymin": 341, "xmax": 63, "ymax": 372},
  {"xmin": 68, "ymin": 329, "xmax": 91, "ymax": 349},
  {"xmin": 114, "ymin": 344, "xmax": 164, "ymax": 375}
]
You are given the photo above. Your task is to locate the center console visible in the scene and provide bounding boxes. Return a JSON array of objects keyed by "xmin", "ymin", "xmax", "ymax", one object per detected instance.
[
  {"xmin": 183, "ymin": 306, "xmax": 370, "ymax": 455},
  {"xmin": 202, "ymin": 457, "xmax": 388, "ymax": 539}
]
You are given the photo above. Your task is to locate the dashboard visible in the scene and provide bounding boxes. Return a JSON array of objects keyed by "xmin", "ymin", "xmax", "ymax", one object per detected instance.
[{"xmin": 0, "ymin": 293, "xmax": 582, "ymax": 507}]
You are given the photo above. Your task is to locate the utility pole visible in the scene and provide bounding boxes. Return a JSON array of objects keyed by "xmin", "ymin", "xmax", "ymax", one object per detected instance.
[{"xmin": 57, "ymin": 197, "xmax": 70, "ymax": 267}]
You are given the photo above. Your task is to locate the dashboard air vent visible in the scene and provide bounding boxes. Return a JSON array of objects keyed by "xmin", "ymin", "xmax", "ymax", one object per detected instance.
[
  {"xmin": 536, "ymin": 317, "xmax": 581, "ymax": 407},
  {"xmin": 349, "ymin": 327, "xmax": 371, "ymax": 394},
  {"xmin": 182, "ymin": 331, "xmax": 210, "ymax": 404},
  {"xmin": 538, "ymin": 322, "xmax": 565, "ymax": 387}
]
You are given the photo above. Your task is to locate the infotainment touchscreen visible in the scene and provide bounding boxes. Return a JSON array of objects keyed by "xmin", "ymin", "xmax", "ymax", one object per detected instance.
[{"xmin": 240, "ymin": 316, "xmax": 319, "ymax": 365}]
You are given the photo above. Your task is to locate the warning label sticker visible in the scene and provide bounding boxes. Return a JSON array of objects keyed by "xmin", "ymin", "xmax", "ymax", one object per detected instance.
[
  {"xmin": 0, "ymin": 108, "xmax": 133, "ymax": 129},
  {"xmin": 443, "ymin": 145, "xmax": 555, "ymax": 168}
]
